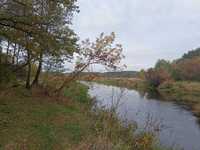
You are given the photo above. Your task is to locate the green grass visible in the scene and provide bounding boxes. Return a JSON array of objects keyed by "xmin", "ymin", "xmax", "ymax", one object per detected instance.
[
  {"xmin": 63, "ymin": 82, "xmax": 90, "ymax": 104},
  {"xmin": 0, "ymin": 82, "xmax": 170, "ymax": 150},
  {"xmin": 0, "ymin": 83, "xmax": 91, "ymax": 150}
]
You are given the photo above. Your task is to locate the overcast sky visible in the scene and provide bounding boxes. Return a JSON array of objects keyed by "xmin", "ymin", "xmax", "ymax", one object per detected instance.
[{"xmin": 72, "ymin": 0, "xmax": 200, "ymax": 71}]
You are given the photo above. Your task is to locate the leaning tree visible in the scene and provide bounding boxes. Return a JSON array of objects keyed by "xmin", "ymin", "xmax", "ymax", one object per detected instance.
[{"xmin": 56, "ymin": 32, "xmax": 125, "ymax": 93}]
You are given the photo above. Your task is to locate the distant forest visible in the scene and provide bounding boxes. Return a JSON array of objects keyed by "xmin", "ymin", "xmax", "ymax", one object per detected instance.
[
  {"xmin": 79, "ymin": 71, "xmax": 138, "ymax": 78},
  {"xmin": 141, "ymin": 47, "xmax": 200, "ymax": 87}
]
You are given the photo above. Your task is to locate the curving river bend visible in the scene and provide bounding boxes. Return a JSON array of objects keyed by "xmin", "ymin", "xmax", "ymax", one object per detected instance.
[{"xmin": 82, "ymin": 81, "xmax": 200, "ymax": 150}]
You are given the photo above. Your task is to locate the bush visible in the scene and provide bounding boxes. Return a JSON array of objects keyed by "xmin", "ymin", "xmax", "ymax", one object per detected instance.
[{"xmin": 145, "ymin": 68, "xmax": 172, "ymax": 88}]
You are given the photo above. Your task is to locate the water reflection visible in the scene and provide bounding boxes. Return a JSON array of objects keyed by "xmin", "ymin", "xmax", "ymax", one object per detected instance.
[
  {"xmin": 83, "ymin": 82, "xmax": 200, "ymax": 150},
  {"xmin": 138, "ymin": 90, "xmax": 163, "ymax": 100}
]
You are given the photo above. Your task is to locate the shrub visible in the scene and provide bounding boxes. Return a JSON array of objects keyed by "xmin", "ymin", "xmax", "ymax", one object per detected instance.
[{"xmin": 145, "ymin": 68, "xmax": 172, "ymax": 88}]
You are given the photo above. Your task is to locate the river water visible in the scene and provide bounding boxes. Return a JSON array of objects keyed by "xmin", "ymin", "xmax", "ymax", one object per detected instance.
[{"xmin": 83, "ymin": 82, "xmax": 200, "ymax": 150}]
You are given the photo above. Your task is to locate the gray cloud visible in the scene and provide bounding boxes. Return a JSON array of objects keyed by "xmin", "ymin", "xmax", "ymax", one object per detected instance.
[{"xmin": 73, "ymin": 0, "xmax": 200, "ymax": 71}]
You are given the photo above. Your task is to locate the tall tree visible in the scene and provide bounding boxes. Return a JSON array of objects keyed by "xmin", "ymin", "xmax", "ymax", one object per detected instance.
[{"xmin": 0, "ymin": 0, "xmax": 79, "ymax": 88}]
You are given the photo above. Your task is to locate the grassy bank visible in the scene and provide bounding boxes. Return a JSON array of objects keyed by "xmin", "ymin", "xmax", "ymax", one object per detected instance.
[
  {"xmin": 0, "ymin": 81, "xmax": 169, "ymax": 150},
  {"xmin": 158, "ymin": 81, "xmax": 200, "ymax": 117}
]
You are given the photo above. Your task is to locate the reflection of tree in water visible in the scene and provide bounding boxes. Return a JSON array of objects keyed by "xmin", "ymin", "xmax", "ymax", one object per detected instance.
[
  {"xmin": 138, "ymin": 89, "xmax": 164, "ymax": 100},
  {"xmin": 138, "ymin": 88, "xmax": 200, "ymax": 129}
]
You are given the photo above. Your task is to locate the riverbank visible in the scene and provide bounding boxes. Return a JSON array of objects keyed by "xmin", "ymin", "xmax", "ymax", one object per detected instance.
[
  {"xmin": 93, "ymin": 78, "xmax": 200, "ymax": 119},
  {"xmin": 158, "ymin": 81, "xmax": 200, "ymax": 118},
  {"xmin": 0, "ymin": 81, "xmax": 168, "ymax": 150}
]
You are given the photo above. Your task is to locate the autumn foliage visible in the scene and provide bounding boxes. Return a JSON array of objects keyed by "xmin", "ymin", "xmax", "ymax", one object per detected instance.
[
  {"xmin": 143, "ymin": 48, "xmax": 200, "ymax": 88},
  {"xmin": 173, "ymin": 57, "xmax": 200, "ymax": 81},
  {"xmin": 145, "ymin": 68, "xmax": 171, "ymax": 88}
]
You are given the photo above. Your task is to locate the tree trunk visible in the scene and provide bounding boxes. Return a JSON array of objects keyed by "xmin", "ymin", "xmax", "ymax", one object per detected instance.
[
  {"xmin": 6, "ymin": 41, "xmax": 10, "ymax": 63},
  {"xmin": 31, "ymin": 52, "xmax": 43, "ymax": 87},
  {"xmin": 30, "ymin": 1, "xmax": 45, "ymax": 88},
  {"xmin": 16, "ymin": 45, "xmax": 21, "ymax": 64},
  {"xmin": 25, "ymin": 49, "xmax": 31, "ymax": 89},
  {"xmin": 12, "ymin": 43, "xmax": 17, "ymax": 64},
  {"xmin": 55, "ymin": 64, "xmax": 89, "ymax": 94}
]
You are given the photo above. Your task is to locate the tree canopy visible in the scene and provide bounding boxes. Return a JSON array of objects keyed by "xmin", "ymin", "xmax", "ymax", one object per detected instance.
[
  {"xmin": 0, "ymin": 1, "xmax": 125, "ymax": 91},
  {"xmin": 0, "ymin": 0, "xmax": 79, "ymax": 88}
]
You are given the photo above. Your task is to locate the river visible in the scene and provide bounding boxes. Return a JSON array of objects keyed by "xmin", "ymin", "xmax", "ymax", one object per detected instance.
[{"xmin": 82, "ymin": 81, "xmax": 200, "ymax": 150}]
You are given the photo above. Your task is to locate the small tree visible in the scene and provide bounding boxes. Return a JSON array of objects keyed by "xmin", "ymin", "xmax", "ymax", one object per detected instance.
[{"xmin": 56, "ymin": 32, "xmax": 125, "ymax": 93}]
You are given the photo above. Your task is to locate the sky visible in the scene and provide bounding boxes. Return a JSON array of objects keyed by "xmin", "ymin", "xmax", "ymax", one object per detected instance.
[{"xmin": 72, "ymin": 0, "xmax": 200, "ymax": 71}]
